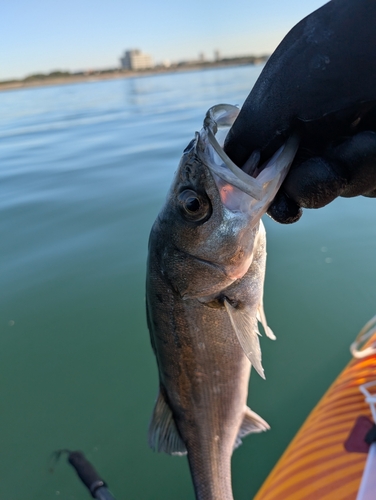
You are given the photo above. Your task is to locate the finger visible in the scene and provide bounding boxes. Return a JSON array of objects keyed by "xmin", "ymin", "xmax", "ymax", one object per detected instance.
[
  {"xmin": 283, "ymin": 156, "xmax": 347, "ymax": 209},
  {"xmin": 267, "ymin": 191, "xmax": 302, "ymax": 224},
  {"xmin": 279, "ymin": 130, "xmax": 376, "ymax": 210},
  {"xmin": 328, "ymin": 131, "xmax": 376, "ymax": 197},
  {"xmin": 364, "ymin": 189, "xmax": 376, "ymax": 198}
]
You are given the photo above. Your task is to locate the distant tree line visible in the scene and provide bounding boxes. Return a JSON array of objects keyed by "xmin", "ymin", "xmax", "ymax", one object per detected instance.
[
  {"xmin": 0, "ymin": 55, "xmax": 270, "ymax": 87},
  {"xmin": 23, "ymin": 71, "xmax": 72, "ymax": 82}
]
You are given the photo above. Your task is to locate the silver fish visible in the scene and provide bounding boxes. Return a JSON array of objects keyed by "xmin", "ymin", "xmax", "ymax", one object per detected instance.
[{"xmin": 146, "ymin": 105, "xmax": 298, "ymax": 500}]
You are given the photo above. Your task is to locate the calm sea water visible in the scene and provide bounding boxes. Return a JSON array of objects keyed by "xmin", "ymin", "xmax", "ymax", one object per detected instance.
[{"xmin": 1, "ymin": 66, "xmax": 375, "ymax": 500}]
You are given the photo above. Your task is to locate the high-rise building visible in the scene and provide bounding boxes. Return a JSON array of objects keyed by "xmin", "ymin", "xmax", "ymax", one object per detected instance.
[{"xmin": 120, "ymin": 50, "xmax": 153, "ymax": 70}]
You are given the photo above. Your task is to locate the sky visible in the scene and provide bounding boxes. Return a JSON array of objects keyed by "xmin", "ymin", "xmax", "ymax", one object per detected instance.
[{"xmin": 2, "ymin": 0, "xmax": 328, "ymax": 81}]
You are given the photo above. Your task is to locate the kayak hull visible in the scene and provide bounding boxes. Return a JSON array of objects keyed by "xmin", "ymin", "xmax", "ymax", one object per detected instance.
[{"xmin": 255, "ymin": 340, "xmax": 376, "ymax": 500}]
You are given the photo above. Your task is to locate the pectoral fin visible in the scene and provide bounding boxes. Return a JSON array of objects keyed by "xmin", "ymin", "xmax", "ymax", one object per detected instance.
[
  {"xmin": 224, "ymin": 299, "xmax": 265, "ymax": 379},
  {"xmin": 148, "ymin": 388, "xmax": 187, "ymax": 456},
  {"xmin": 234, "ymin": 406, "xmax": 270, "ymax": 449}
]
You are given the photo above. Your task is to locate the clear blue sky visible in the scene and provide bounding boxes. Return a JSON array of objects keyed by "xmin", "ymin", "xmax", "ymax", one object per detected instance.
[{"xmin": 2, "ymin": 0, "xmax": 328, "ymax": 80}]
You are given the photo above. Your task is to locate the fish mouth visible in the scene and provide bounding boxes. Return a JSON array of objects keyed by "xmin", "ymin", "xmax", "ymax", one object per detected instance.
[
  {"xmin": 198, "ymin": 104, "xmax": 300, "ymax": 224},
  {"xmin": 203, "ymin": 105, "xmax": 264, "ymax": 200}
]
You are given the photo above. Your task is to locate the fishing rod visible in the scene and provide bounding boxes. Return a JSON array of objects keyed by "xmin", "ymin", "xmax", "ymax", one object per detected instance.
[{"xmin": 53, "ymin": 449, "xmax": 116, "ymax": 500}]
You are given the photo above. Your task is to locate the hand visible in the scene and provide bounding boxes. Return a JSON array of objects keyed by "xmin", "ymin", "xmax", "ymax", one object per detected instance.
[{"xmin": 224, "ymin": 0, "xmax": 376, "ymax": 223}]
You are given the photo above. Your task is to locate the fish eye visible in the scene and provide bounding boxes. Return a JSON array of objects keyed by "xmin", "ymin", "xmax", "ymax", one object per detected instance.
[{"xmin": 178, "ymin": 189, "xmax": 211, "ymax": 222}]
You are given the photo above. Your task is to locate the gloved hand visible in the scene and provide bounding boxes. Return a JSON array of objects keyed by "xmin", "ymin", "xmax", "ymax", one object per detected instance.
[{"xmin": 224, "ymin": 0, "xmax": 376, "ymax": 223}]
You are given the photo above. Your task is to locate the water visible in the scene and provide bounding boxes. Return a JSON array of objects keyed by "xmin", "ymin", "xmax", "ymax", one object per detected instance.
[{"xmin": 1, "ymin": 66, "xmax": 375, "ymax": 500}]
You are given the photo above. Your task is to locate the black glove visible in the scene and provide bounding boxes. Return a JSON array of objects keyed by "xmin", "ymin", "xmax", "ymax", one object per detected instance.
[{"xmin": 224, "ymin": 0, "xmax": 376, "ymax": 223}]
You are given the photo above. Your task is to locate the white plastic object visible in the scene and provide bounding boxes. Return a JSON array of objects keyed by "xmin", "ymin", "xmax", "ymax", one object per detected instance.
[
  {"xmin": 350, "ymin": 314, "xmax": 376, "ymax": 359},
  {"xmin": 360, "ymin": 381, "xmax": 376, "ymax": 424},
  {"xmin": 356, "ymin": 443, "xmax": 376, "ymax": 500},
  {"xmin": 356, "ymin": 381, "xmax": 376, "ymax": 500}
]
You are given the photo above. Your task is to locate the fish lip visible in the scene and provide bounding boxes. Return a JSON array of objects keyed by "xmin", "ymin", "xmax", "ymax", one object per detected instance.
[
  {"xmin": 199, "ymin": 104, "xmax": 300, "ymax": 217},
  {"xmin": 201, "ymin": 104, "xmax": 264, "ymax": 200}
]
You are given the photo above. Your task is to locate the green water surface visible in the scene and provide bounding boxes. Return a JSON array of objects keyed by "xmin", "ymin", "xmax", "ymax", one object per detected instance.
[{"xmin": 1, "ymin": 66, "xmax": 375, "ymax": 499}]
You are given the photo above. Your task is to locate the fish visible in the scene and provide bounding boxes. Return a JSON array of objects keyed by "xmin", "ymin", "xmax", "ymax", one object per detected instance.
[{"xmin": 146, "ymin": 104, "xmax": 298, "ymax": 500}]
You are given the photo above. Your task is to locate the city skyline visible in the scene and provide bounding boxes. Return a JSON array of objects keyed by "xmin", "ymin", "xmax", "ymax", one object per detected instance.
[{"xmin": 2, "ymin": 0, "xmax": 327, "ymax": 80}]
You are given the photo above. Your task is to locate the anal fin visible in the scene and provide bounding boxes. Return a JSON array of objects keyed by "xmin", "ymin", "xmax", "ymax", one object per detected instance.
[
  {"xmin": 148, "ymin": 388, "xmax": 187, "ymax": 456},
  {"xmin": 234, "ymin": 406, "xmax": 270, "ymax": 449}
]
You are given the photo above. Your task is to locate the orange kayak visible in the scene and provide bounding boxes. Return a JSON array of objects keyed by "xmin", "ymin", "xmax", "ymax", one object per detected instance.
[{"xmin": 254, "ymin": 334, "xmax": 376, "ymax": 500}]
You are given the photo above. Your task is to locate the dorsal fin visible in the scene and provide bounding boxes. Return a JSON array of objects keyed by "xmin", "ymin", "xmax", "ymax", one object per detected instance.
[
  {"xmin": 148, "ymin": 388, "xmax": 187, "ymax": 456},
  {"xmin": 234, "ymin": 406, "xmax": 270, "ymax": 449},
  {"xmin": 224, "ymin": 299, "xmax": 265, "ymax": 379}
]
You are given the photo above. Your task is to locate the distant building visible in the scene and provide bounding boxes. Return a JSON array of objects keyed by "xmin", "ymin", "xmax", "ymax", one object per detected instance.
[
  {"xmin": 214, "ymin": 50, "xmax": 221, "ymax": 62},
  {"xmin": 120, "ymin": 49, "xmax": 153, "ymax": 70}
]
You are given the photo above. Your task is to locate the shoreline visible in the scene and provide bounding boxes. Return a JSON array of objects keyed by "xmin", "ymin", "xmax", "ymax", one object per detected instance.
[{"xmin": 0, "ymin": 60, "xmax": 266, "ymax": 93}]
